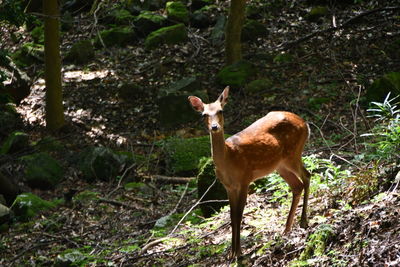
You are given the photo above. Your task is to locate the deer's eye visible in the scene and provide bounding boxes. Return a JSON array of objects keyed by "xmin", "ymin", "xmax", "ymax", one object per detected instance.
[
  {"xmin": 202, "ymin": 113, "xmax": 208, "ymax": 118},
  {"xmin": 217, "ymin": 110, "xmax": 223, "ymax": 115}
]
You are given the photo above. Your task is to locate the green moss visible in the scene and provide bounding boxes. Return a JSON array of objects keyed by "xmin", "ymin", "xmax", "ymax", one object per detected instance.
[
  {"xmin": 96, "ymin": 26, "xmax": 136, "ymax": 47},
  {"xmin": 21, "ymin": 152, "xmax": 64, "ymax": 189},
  {"xmin": 300, "ymin": 224, "xmax": 335, "ymax": 261},
  {"xmin": 144, "ymin": 23, "xmax": 187, "ymax": 50},
  {"xmin": 0, "ymin": 131, "xmax": 29, "ymax": 155},
  {"xmin": 73, "ymin": 190, "xmax": 100, "ymax": 203},
  {"xmin": 134, "ymin": 11, "xmax": 167, "ymax": 36},
  {"xmin": 306, "ymin": 6, "xmax": 329, "ymax": 22},
  {"xmin": 112, "ymin": 9, "xmax": 135, "ymax": 25},
  {"xmin": 11, "ymin": 42, "xmax": 44, "ymax": 67},
  {"xmin": 245, "ymin": 79, "xmax": 273, "ymax": 93},
  {"xmin": 216, "ymin": 60, "xmax": 256, "ymax": 86},
  {"xmin": 65, "ymin": 39, "xmax": 95, "ymax": 65},
  {"xmin": 30, "ymin": 25, "xmax": 44, "ymax": 44},
  {"xmin": 166, "ymin": 1, "xmax": 189, "ymax": 24},
  {"xmin": 160, "ymin": 135, "xmax": 212, "ymax": 175},
  {"xmin": 78, "ymin": 146, "xmax": 126, "ymax": 181},
  {"xmin": 366, "ymin": 72, "xmax": 400, "ymax": 103},
  {"xmin": 273, "ymin": 52, "xmax": 293, "ymax": 63},
  {"xmin": 242, "ymin": 19, "xmax": 268, "ymax": 41},
  {"xmin": 11, "ymin": 193, "xmax": 59, "ymax": 221}
]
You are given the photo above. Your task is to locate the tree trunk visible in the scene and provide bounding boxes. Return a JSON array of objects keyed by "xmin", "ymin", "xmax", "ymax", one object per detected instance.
[
  {"xmin": 225, "ymin": 0, "xmax": 246, "ymax": 65},
  {"xmin": 43, "ymin": 0, "xmax": 65, "ymax": 131}
]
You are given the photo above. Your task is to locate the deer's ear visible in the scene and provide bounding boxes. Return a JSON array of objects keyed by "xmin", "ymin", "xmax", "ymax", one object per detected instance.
[
  {"xmin": 218, "ymin": 86, "xmax": 229, "ymax": 107},
  {"xmin": 188, "ymin": 96, "xmax": 204, "ymax": 113}
]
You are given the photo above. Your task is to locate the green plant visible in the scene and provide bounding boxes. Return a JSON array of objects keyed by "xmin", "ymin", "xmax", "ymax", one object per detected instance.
[{"xmin": 362, "ymin": 93, "xmax": 400, "ymax": 162}]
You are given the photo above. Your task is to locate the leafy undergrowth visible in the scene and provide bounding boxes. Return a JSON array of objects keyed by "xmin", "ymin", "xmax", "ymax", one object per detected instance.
[{"xmin": 1, "ymin": 154, "xmax": 399, "ymax": 266}]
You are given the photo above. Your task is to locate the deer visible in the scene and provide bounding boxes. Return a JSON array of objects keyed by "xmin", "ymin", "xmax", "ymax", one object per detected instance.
[{"xmin": 188, "ymin": 87, "xmax": 311, "ymax": 259}]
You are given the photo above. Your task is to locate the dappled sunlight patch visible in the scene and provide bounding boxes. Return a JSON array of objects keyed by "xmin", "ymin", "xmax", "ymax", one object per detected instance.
[{"xmin": 63, "ymin": 69, "xmax": 114, "ymax": 82}]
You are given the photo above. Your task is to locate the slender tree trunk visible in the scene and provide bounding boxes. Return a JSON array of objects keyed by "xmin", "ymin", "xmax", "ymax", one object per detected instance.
[
  {"xmin": 225, "ymin": 0, "xmax": 246, "ymax": 65},
  {"xmin": 43, "ymin": 0, "xmax": 65, "ymax": 131}
]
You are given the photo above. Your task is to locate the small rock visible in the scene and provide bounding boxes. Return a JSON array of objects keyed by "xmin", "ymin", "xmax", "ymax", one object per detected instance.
[
  {"xmin": 145, "ymin": 23, "xmax": 187, "ymax": 50},
  {"xmin": 64, "ymin": 39, "xmax": 95, "ymax": 65},
  {"xmin": 166, "ymin": 1, "xmax": 189, "ymax": 24},
  {"xmin": 21, "ymin": 152, "xmax": 64, "ymax": 189}
]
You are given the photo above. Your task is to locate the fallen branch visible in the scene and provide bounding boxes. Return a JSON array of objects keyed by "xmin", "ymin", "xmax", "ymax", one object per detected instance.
[
  {"xmin": 143, "ymin": 175, "xmax": 195, "ymax": 184},
  {"xmin": 273, "ymin": 6, "xmax": 400, "ymax": 51}
]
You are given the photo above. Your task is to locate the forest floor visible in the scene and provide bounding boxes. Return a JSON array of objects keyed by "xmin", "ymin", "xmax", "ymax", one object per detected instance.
[{"xmin": 1, "ymin": 0, "xmax": 400, "ymax": 266}]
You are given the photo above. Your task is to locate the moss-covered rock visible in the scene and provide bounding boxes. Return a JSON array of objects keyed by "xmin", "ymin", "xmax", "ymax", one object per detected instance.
[
  {"xmin": 0, "ymin": 131, "xmax": 29, "ymax": 155},
  {"xmin": 134, "ymin": 11, "xmax": 167, "ymax": 36},
  {"xmin": 157, "ymin": 76, "xmax": 205, "ymax": 127},
  {"xmin": 117, "ymin": 82, "xmax": 143, "ymax": 101},
  {"xmin": 11, "ymin": 193, "xmax": 59, "ymax": 221},
  {"xmin": 21, "ymin": 152, "xmax": 64, "ymax": 189},
  {"xmin": 366, "ymin": 72, "xmax": 400, "ymax": 103},
  {"xmin": 95, "ymin": 26, "xmax": 136, "ymax": 47},
  {"xmin": 160, "ymin": 136, "xmax": 212, "ymax": 175},
  {"xmin": 210, "ymin": 15, "xmax": 226, "ymax": 45},
  {"xmin": 191, "ymin": 6, "xmax": 216, "ymax": 29},
  {"xmin": 245, "ymin": 78, "xmax": 274, "ymax": 94},
  {"xmin": 197, "ymin": 157, "xmax": 227, "ymax": 217},
  {"xmin": 65, "ymin": 39, "xmax": 95, "ymax": 65},
  {"xmin": 111, "ymin": 8, "xmax": 135, "ymax": 25},
  {"xmin": 0, "ymin": 203, "xmax": 10, "ymax": 224},
  {"xmin": 216, "ymin": 60, "xmax": 256, "ymax": 87},
  {"xmin": 78, "ymin": 146, "xmax": 127, "ymax": 181},
  {"xmin": 166, "ymin": 1, "xmax": 189, "ymax": 24},
  {"xmin": 0, "ymin": 111, "xmax": 21, "ymax": 140},
  {"xmin": 11, "ymin": 42, "xmax": 44, "ymax": 67},
  {"xmin": 305, "ymin": 6, "xmax": 329, "ymax": 22},
  {"xmin": 123, "ymin": 0, "xmax": 166, "ymax": 12},
  {"xmin": 242, "ymin": 19, "xmax": 268, "ymax": 41},
  {"xmin": 145, "ymin": 23, "xmax": 187, "ymax": 50}
]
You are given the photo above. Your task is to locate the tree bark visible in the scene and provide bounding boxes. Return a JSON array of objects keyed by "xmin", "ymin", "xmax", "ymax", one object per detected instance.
[
  {"xmin": 43, "ymin": 0, "xmax": 65, "ymax": 131},
  {"xmin": 225, "ymin": 0, "xmax": 246, "ymax": 65}
]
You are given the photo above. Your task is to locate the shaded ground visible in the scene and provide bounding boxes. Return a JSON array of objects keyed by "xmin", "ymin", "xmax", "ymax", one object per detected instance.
[{"xmin": 1, "ymin": 0, "xmax": 400, "ymax": 266}]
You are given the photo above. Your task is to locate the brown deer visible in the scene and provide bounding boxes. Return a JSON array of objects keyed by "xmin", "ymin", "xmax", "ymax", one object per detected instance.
[{"xmin": 188, "ymin": 87, "xmax": 311, "ymax": 259}]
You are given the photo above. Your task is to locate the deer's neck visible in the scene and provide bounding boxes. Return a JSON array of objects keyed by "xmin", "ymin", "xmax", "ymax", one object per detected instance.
[{"xmin": 210, "ymin": 130, "xmax": 227, "ymax": 168}]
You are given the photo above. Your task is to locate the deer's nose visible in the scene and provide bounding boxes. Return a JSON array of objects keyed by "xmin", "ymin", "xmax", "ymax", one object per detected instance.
[{"xmin": 211, "ymin": 124, "xmax": 219, "ymax": 131}]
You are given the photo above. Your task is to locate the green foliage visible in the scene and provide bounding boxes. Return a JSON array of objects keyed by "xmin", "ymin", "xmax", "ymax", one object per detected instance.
[
  {"xmin": 366, "ymin": 72, "xmax": 400, "ymax": 103},
  {"xmin": 0, "ymin": 0, "xmax": 28, "ymax": 26},
  {"xmin": 362, "ymin": 93, "xmax": 400, "ymax": 162},
  {"xmin": 11, "ymin": 42, "xmax": 44, "ymax": 67},
  {"xmin": 0, "ymin": 131, "xmax": 29, "ymax": 155},
  {"xmin": 31, "ymin": 25, "xmax": 44, "ymax": 44},
  {"xmin": 299, "ymin": 224, "xmax": 335, "ymax": 261}
]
